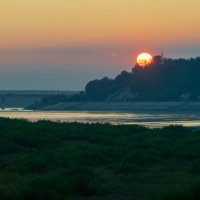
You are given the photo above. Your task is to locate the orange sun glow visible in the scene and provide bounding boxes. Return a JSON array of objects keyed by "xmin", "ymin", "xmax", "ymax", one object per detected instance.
[{"xmin": 137, "ymin": 53, "xmax": 153, "ymax": 67}]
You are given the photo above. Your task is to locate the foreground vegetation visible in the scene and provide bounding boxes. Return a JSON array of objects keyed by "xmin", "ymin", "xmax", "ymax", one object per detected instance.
[{"xmin": 0, "ymin": 118, "xmax": 200, "ymax": 199}]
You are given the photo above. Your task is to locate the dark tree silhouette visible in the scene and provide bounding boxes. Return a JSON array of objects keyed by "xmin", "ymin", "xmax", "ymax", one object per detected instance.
[
  {"xmin": 29, "ymin": 57, "xmax": 200, "ymax": 107},
  {"xmin": 83, "ymin": 57, "xmax": 200, "ymax": 101}
]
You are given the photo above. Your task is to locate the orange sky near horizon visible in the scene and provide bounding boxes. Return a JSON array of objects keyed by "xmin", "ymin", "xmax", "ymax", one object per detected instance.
[{"xmin": 1, "ymin": 0, "xmax": 200, "ymax": 50}]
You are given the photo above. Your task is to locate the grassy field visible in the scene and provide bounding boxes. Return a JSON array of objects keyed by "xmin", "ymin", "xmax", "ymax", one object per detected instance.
[{"xmin": 0, "ymin": 118, "xmax": 200, "ymax": 199}]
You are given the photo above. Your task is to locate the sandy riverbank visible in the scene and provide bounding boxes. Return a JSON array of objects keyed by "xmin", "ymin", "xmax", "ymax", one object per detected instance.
[{"xmin": 38, "ymin": 102, "xmax": 200, "ymax": 112}]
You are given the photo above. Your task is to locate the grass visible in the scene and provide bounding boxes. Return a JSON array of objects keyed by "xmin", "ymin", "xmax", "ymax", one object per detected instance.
[{"xmin": 0, "ymin": 118, "xmax": 200, "ymax": 199}]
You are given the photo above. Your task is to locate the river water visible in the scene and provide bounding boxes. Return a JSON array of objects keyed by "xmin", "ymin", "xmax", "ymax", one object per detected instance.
[{"xmin": 1, "ymin": 108, "xmax": 200, "ymax": 128}]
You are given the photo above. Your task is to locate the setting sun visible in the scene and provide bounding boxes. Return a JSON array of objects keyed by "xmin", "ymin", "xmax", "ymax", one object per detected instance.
[{"xmin": 137, "ymin": 53, "xmax": 153, "ymax": 67}]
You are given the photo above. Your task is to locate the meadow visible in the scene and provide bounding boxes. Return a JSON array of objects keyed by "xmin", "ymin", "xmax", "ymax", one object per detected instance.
[{"xmin": 0, "ymin": 118, "xmax": 200, "ymax": 199}]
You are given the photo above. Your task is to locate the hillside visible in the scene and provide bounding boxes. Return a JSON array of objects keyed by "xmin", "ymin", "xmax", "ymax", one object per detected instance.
[
  {"xmin": 28, "ymin": 57, "xmax": 200, "ymax": 109},
  {"xmin": 0, "ymin": 90, "xmax": 79, "ymax": 108},
  {"xmin": 84, "ymin": 57, "xmax": 200, "ymax": 101}
]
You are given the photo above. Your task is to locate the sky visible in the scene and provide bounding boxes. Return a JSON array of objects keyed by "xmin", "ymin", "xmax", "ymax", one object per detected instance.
[{"xmin": 1, "ymin": 0, "xmax": 200, "ymax": 90}]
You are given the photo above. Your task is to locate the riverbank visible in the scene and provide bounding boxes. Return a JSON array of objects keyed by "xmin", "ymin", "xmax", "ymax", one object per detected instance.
[
  {"xmin": 36, "ymin": 101, "xmax": 200, "ymax": 112},
  {"xmin": 1, "ymin": 118, "xmax": 200, "ymax": 199}
]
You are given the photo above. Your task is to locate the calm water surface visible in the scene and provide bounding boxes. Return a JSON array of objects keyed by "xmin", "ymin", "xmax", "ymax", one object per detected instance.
[{"xmin": 1, "ymin": 108, "xmax": 200, "ymax": 128}]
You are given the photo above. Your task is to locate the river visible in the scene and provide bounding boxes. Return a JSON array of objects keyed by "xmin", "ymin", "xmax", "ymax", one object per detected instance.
[{"xmin": 1, "ymin": 108, "xmax": 200, "ymax": 128}]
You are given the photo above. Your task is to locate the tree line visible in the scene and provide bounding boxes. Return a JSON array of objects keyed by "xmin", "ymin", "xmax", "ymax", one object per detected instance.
[{"xmin": 28, "ymin": 57, "xmax": 200, "ymax": 109}]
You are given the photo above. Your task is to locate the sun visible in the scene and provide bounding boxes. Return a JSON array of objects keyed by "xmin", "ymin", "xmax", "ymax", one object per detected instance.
[{"xmin": 137, "ymin": 53, "xmax": 153, "ymax": 67}]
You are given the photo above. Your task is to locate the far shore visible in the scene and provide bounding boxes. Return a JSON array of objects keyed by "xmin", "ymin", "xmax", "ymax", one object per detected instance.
[{"xmin": 36, "ymin": 101, "xmax": 200, "ymax": 112}]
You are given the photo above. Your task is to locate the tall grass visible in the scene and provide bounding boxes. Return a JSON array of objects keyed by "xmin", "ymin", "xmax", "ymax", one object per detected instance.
[{"xmin": 0, "ymin": 118, "xmax": 199, "ymax": 199}]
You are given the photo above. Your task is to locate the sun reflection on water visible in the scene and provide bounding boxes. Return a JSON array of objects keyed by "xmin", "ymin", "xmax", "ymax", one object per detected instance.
[{"xmin": 0, "ymin": 109, "xmax": 200, "ymax": 128}]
